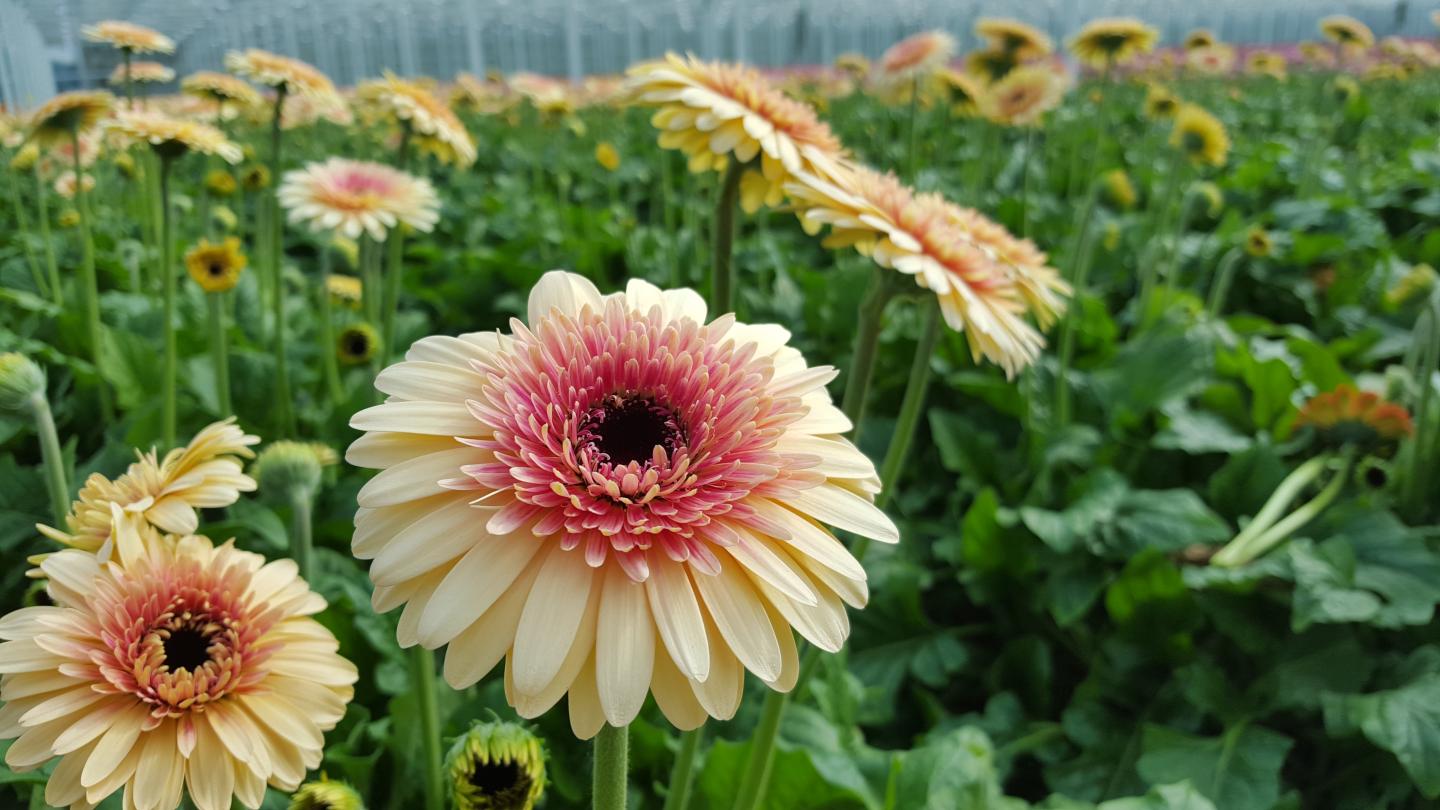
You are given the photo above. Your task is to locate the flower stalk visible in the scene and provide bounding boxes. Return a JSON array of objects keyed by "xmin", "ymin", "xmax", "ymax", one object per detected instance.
[
  {"xmin": 662, "ymin": 727, "xmax": 704, "ymax": 810},
  {"xmin": 1054, "ymin": 184, "xmax": 1101, "ymax": 427},
  {"xmin": 841, "ymin": 268, "xmax": 901, "ymax": 439},
  {"xmin": 0, "ymin": 355, "xmax": 69, "ymax": 525},
  {"xmin": 593, "ymin": 723, "xmax": 630, "ymax": 810},
  {"xmin": 268, "ymin": 88, "xmax": 295, "ymax": 437},
  {"xmin": 159, "ymin": 155, "xmax": 178, "ymax": 448},
  {"xmin": 206, "ymin": 293, "xmax": 232, "ymax": 415},
  {"xmin": 875, "ymin": 298, "xmax": 943, "ymax": 511},
  {"xmin": 34, "ymin": 165, "xmax": 63, "ymax": 309},
  {"xmin": 729, "ymin": 692, "xmax": 787, "ymax": 810},
  {"xmin": 318, "ymin": 249, "xmax": 344, "ymax": 407},
  {"xmin": 413, "ymin": 648, "xmax": 445, "ymax": 810},
  {"xmin": 1211, "ymin": 452, "xmax": 1344, "ymax": 567},
  {"xmin": 71, "ymin": 128, "xmax": 115, "ymax": 424},
  {"xmin": 711, "ymin": 159, "xmax": 746, "ymax": 315}
]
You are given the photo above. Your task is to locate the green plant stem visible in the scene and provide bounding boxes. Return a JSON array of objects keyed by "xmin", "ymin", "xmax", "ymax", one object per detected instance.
[
  {"xmin": 840, "ymin": 268, "xmax": 898, "ymax": 440},
  {"xmin": 593, "ymin": 723, "xmax": 630, "ymax": 810},
  {"xmin": 206, "ymin": 293, "xmax": 232, "ymax": 415},
  {"xmin": 1021, "ymin": 127, "xmax": 1037, "ymax": 237},
  {"xmin": 5, "ymin": 164, "xmax": 46, "ymax": 300},
  {"xmin": 72, "ymin": 129, "xmax": 114, "ymax": 424},
  {"xmin": 1227, "ymin": 453, "xmax": 1355, "ymax": 565},
  {"xmin": 34, "ymin": 166, "xmax": 63, "ymax": 308},
  {"xmin": 1137, "ymin": 151, "xmax": 1187, "ymax": 328},
  {"xmin": 711, "ymin": 159, "xmax": 745, "ymax": 316},
  {"xmin": 123, "ymin": 51, "xmax": 134, "ymax": 109},
  {"xmin": 380, "ymin": 229, "xmax": 406, "ymax": 369},
  {"xmin": 290, "ymin": 489, "xmax": 314, "ymax": 581},
  {"xmin": 29, "ymin": 392, "xmax": 69, "ymax": 526},
  {"xmin": 411, "ymin": 647, "xmax": 445, "ymax": 810},
  {"xmin": 268, "ymin": 89, "xmax": 295, "ymax": 437},
  {"xmin": 1054, "ymin": 186, "xmax": 1101, "ymax": 427},
  {"xmin": 730, "ymin": 691, "xmax": 787, "ymax": 810},
  {"xmin": 905, "ymin": 76, "xmax": 921, "ymax": 182},
  {"xmin": 1205, "ymin": 248, "xmax": 1245, "ymax": 318},
  {"xmin": 158, "ymin": 156, "xmax": 178, "ymax": 448},
  {"xmin": 1402, "ymin": 303, "xmax": 1439, "ymax": 517},
  {"xmin": 1212, "ymin": 453, "xmax": 1333, "ymax": 567},
  {"xmin": 662, "ymin": 726, "xmax": 703, "ymax": 810},
  {"xmin": 875, "ymin": 298, "xmax": 943, "ymax": 512},
  {"xmin": 318, "ymin": 249, "xmax": 343, "ymax": 407}
]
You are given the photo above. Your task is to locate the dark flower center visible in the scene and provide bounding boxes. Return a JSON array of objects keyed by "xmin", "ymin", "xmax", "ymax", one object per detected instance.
[
  {"xmin": 468, "ymin": 759, "xmax": 527, "ymax": 797},
  {"xmin": 162, "ymin": 625, "xmax": 213, "ymax": 671},
  {"xmin": 208, "ymin": 261, "xmax": 226, "ymax": 277},
  {"xmin": 345, "ymin": 332, "xmax": 371, "ymax": 356},
  {"xmin": 582, "ymin": 395, "xmax": 684, "ymax": 467},
  {"xmin": 1182, "ymin": 131, "xmax": 1206, "ymax": 153}
]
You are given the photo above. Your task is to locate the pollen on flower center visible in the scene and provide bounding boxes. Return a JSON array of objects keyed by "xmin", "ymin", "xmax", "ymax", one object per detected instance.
[{"xmin": 580, "ymin": 394, "xmax": 685, "ymax": 468}]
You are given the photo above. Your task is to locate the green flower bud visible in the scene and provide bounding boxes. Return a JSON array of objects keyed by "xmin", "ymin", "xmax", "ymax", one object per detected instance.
[
  {"xmin": 0, "ymin": 353, "xmax": 46, "ymax": 413},
  {"xmin": 289, "ymin": 777, "xmax": 364, "ymax": 810},
  {"xmin": 251, "ymin": 440, "xmax": 328, "ymax": 497},
  {"xmin": 446, "ymin": 720, "xmax": 546, "ymax": 810}
]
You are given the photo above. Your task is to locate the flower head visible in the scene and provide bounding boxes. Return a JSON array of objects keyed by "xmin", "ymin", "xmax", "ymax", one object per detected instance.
[
  {"xmin": 1247, "ymin": 50, "xmax": 1288, "ymax": 80},
  {"xmin": 976, "ymin": 18, "xmax": 1052, "ymax": 60},
  {"xmin": 446, "ymin": 720, "xmax": 546, "ymax": 810},
  {"xmin": 37, "ymin": 419, "xmax": 259, "ymax": 555},
  {"xmin": 356, "ymin": 71, "xmax": 477, "ymax": 167},
  {"xmin": 938, "ymin": 68, "xmax": 986, "ymax": 116},
  {"xmin": 279, "ymin": 157, "xmax": 440, "ymax": 242},
  {"xmin": 327, "ymin": 274, "xmax": 364, "ymax": 307},
  {"xmin": 1244, "ymin": 226, "xmax": 1273, "ymax": 258},
  {"xmin": 1184, "ymin": 29, "xmax": 1217, "ymax": 51},
  {"xmin": 879, "ymin": 31, "xmax": 957, "ymax": 82},
  {"xmin": 53, "ymin": 170, "xmax": 94, "ymax": 200},
  {"xmin": 1320, "ymin": 15, "xmax": 1375, "ymax": 49},
  {"xmin": 1143, "ymin": 84, "xmax": 1179, "ymax": 119},
  {"xmin": 0, "ymin": 353, "xmax": 45, "ymax": 413},
  {"xmin": 980, "ymin": 64, "xmax": 1067, "ymax": 127},
  {"xmin": 185, "ymin": 237, "xmax": 247, "ymax": 293},
  {"xmin": 206, "ymin": 168, "xmax": 237, "ymax": 196},
  {"xmin": 627, "ymin": 54, "xmax": 844, "ymax": 213},
  {"xmin": 0, "ymin": 525, "xmax": 356, "ymax": 810},
  {"xmin": 338, "ymin": 323, "xmax": 379, "ymax": 365},
  {"xmin": 1299, "ymin": 41, "xmax": 1338, "ymax": 68},
  {"xmin": 252, "ymin": 441, "xmax": 331, "ymax": 499},
  {"xmin": 1186, "ymin": 44, "xmax": 1236, "ymax": 75},
  {"xmin": 226, "ymin": 49, "xmax": 340, "ymax": 107},
  {"xmin": 107, "ymin": 110, "xmax": 243, "ymax": 163},
  {"xmin": 9, "ymin": 143, "xmax": 38, "ymax": 171},
  {"xmin": 835, "ymin": 53, "xmax": 871, "ymax": 79},
  {"xmin": 26, "ymin": 91, "xmax": 114, "ymax": 146},
  {"xmin": 82, "ymin": 20, "xmax": 175, "ymax": 54},
  {"xmin": 595, "ymin": 141, "xmax": 621, "ymax": 172},
  {"xmin": 290, "ymin": 777, "xmax": 364, "ymax": 810},
  {"xmin": 1101, "ymin": 169, "xmax": 1137, "ymax": 210},
  {"xmin": 965, "ymin": 48, "xmax": 1020, "ymax": 84},
  {"xmin": 347, "ymin": 271, "xmax": 898, "ymax": 736},
  {"xmin": 1170, "ymin": 104, "xmax": 1229, "ymax": 167},
  {"xmin": 110, "ymin": 60, "xmax": 174, "ymax": 86},
  {"xmin": 1191, "ymin": 180, "xmax": 1224, "ymax": 217},
  {"xmin": 241, "ymin": 164, "xmax": 271, "ymax": 191},
  {"xmin": 46, "ymin": 130, "xmax": 101, "ymax": 170},
  {"xmin": 1069, "ymin": 17, "xmax": 1159, "ymax": 68},
  {"xmin": 182, "ymin": 71, "xmax": 264, "ymax": 110},
  {"xmin": 1295, "ymin": 385, "xmax": 1413, "ymax": 452},
  {"xmin": 1332, "ymin": 75, "xmax": 1361, "ymax": 103}
]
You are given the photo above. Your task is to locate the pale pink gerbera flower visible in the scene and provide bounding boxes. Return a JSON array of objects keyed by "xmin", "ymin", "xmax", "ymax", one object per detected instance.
[
  {"xmin": 879, "ymin": 30, "xmax": 958, "ymax": 84},
  {"xmin": 278, "ymin": 157, "xmax": 440, "ymax": 242},
  {"xmin": 109, "ymin": 61, "xmax": 175, "ymax": 86},
  {"xmin": 0, "ymin": 514, "xmax": 357, "ymax": 810},
  {"xmin": 347, "ymin": 271, "xmax": 897, "ymax": 737}
]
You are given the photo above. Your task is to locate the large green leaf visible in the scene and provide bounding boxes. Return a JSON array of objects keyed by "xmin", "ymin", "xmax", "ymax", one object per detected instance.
[
  {"xmin": 1323, "ymin": 674, "xmax": 1440, "ymax": 798},
  {"xmin": 1135, "ymin": 724, "xmax": 1293, "ymax": 810}
]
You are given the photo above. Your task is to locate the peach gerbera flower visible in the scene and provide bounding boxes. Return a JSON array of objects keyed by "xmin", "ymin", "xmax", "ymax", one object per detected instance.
[
  {"xmin": 355, "ymin": 71, "xmax": 477, "ymax": 167},
  {"xmin": 626, "ymin": 53, "xmax": 845, "ymax": 212},
  {"xmin": 53, "ymin": 170, "xmax": 95, "ymax": 200},
  {"xmin": 1069, "ymin": 17, "xmax": 1159, "ymax": 69},
  {"xmin": 225, "ymin": 49, "xmax": 341, "ymax": 108},
  {"xmin": 106, "ymin": 110, "xmax": 243, "ymax": 163},
  {"xmin": 1319, "ymin": 15, "xmax": 1375, "ymax": 50},
  {"xmin": 347, "ymin": 271, "xmax": 897, "ymax": 737},
  {"xmin": 975, "ymin": 18, "xmax": 1053, "ymax": 60},
  {"xmin": 182, "ymin": 71, "xmax": 264, "ymax": 110},
  {"xmin": 280, "ymin": 92, "xmax": 355, "ymax": 130},
  {"xmin": 109, "ymin": 61, "xmax": 174, "ymax": 86},
  {"xmin": 26, "ymin": 91, "xmax": 114, "ymax": 146},
  {"xmin": 81, "ymin": 20, "xmax": 175, "ymax": 54},
  {"xmin": 1186, "ymin": 44, "xmax": 1237, "ymax": 75},
  {"xmin": 980, "ymin": 64, "xmax": 1068, "ymax": 127},
  {"xmin": 0, "ymin": 515, "xmax": 356, "ymax": 810},
  {"xmin": 278, "ymin": 157, "xmax": 440, "ymax": 242},
  {"xmin": 879, "ymin": 30, "xmax": 958, "ymax": 83}
]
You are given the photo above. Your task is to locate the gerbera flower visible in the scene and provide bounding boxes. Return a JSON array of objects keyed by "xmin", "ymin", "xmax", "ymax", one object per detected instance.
[
  {"xmin": 1386, "ymin": 263, "xmax": 1438, "ymax": 308},
  {"xmin": 1299, "ymin": 41, "xmax": 1338, "ymax": 68},
  {"xmin": 965, "ymin": 48, "xmax": 1020, "ymax": 83},
  {"xmin": 109, "ymin": 61, "xmax": 174, "ymax": 86},
  {"xmin": 44, "ymin": 131, "xmax": 101, "ymax": 170},
  {"xmin": 446, "ymin": 720, "xmax": 546, "ymax": 810},
  {"xmin": 107, "ymin": 110, "xmax": 243, "ymax": 163},
  {"xmin": 185, "ymin": 237, "xmax": 247, "ymax": 293},
  {"xmin": 626, "ymin": 54, "xmax": 844, "ymax": 213},
  {"xmin": 1247, "ymin": 50, "xmax": 1288, "ymax": 80},
  {"xmin": 36, "ymin": 418, "xmax": 259, "ymax": 555},
  {"xmin": 53, "ymin": 170, "xmax": 95, "ymax": 199},
  {"xmin": 347, "ymin": 271, "xmax": 897, "ymax": 736},
  {"xmin": 225, "ymin": 49, "xmax": 341, "ymax": 107},
  {"xmin": 1191, "ymin": 181, "xmax": 1225, "ymax": 218},
  {"xmin": 242, "ymin": 164, "xmax": 272, "ymax": 191},
  {"xmin": 206, "ymin": 168, "xmax": 238, "ymax": 196},
  {"xmin": 1319, "ymin": 15, "xmax": 1375, "ymax": 50},
  {"xmin": 290, "ymin": 777, "xmax": 363, "ymax": 810},
  {"xmin": 1244, "ymin": 226, "xmax": 1273, "ymax": 258},
  {"xmin": 1143, "ymin": 84, "xmax": 1180, "ymax": 118},
  {"xmin": 355, "ymin": 71, "xmax": 477, "ymax": 167},
  {"xmin": 980, "ymin": 64, "xmax": 1066, "ymax": 127},
  {"xmin": 182, "ymin": 71, "xmax": 264, "ymax": 111},
  {"xmin": 975, "ymin": 18, "xmax": 1053, "ymax": 60},
  {"xmin": 1184, "ymin": 29, "xmax": 1217, "ymax": 51},
  {"xmin": 26, "ymin": 91, "xmax": 114, "ymax": 146},
  {"xmin": 1186, "ymin": 44, "xmax": 1236, "ymax": 75},
  {"xmin": 278, "ymin": 157, "xmax": 440, "ymax": 242},
  {"xmin": 1169, "ymin": 104, "xmax": 1230, "ymax": 167},
  {"xmin": 787, "ymin": 162, "xmax": 1064, "ymax": 375},
  {"xmin": 337, "ymin": 323, "xmax": 379, "ymax": 365},
  {"xmin": 327, "ymin": 274, "xmax": 364, "ymax": 307},
  {"xmin": 279, "ymin": 91, "xmax": 355, "ymax": 130},
  {"xmin": 835, "ymin": 52, "xmax": 871, "ymax": 79},
  {"xmin": 939, "ymin": 68, "xmax": 986, "ymax": 116},
  {"xmin": 1068, "ymin": 17, "xmax": 1159, "ymax": 69},
  {"xmin": 1100, "ymin": 169, "xmax": 1138, "ymax": 210},
  {"xmin": 879, "ymin": 30, "xmax": 957, "ymax": 83},
  {"xmin": 57, "ymin": 208, "xmax": 81, "ymax": 228},
  {"xmin": 0, "ymin": 520, "xmax": 357, "ymax": 810},
  {"xmin": 81, "ymin": 20, "xmax": 175, "ymax": 54},
  {"xmin": 1295, "ymin": 384, "xmax": 1413, "ymax": 452}
]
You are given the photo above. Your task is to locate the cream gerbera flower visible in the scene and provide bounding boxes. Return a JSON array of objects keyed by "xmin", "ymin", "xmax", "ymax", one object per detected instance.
[
  {"xmin": 980, "ymin": 64, "xmax": 1067, "ymax": 127},
  {"xmin": 1319, "ymin": 15, "xmax": 1375, "ymax": 49},
  {"xmin": 347, "ymin": 271, "xmax": 897, "ymax": 737},
  {"xmin": 0, "ymin": 518, "xmax": 357, "ymax": 810},
  {"xmin": 107, "ymin": 110, "xmax": 243, "ymax": 163},
  {"xmin": 36, "ymin": 418, "xmax": 259, "ymax": 555},
  {"xmin": 356, "ymin": 71, "xmax": 477, "ymax": 167},
  {"xmin": 787, "ymin": 162, "xmax": 1067, "ymax": 376},
  {"xmin": 1186, "ymin": 44, "xmax": 1237, "ymax": 75},
  {"xmin": 879, "ymin": 30, "xmax": 958, "ymax": 83},
  {"xmin": 109, "ymin": 60, "xmax": 174, "ymax": 86},
  {"xmin": 53, "ymin": 170, "xmax": 95, "ymax": 199},
  {"xmin": 1068, "ymin": 17, "xmax": 1160, "ymax": 69},
  {"xmin": 26, "ymin": 91, "xmax": 114, "ymax": 146},
  {"xmin": 975, "ymin": 18, "xmax": 1053, "ymax": 60},
  {"xmin": 626, "ymin": 53, "xmax": 845, "ymax": 213},
  {"xmin": 278, "ymin": 157, "xmax": 440, "ymax": 242},
  {"xmin": 81, "ymin": 20, "xmax": 175, "ymax": 54},
  {"xmin": 280, "ymin": 91, "xmax": 355, "ymax": 130},
  {"xmin": 225, "ymin": 48, "xmax": 341, "ymax": 107},
  {"xmin": 182, "ymin": 71, "xmax": 264, "ymax": 110}
]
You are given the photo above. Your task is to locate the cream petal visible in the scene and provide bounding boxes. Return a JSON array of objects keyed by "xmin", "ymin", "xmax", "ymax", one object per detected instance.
[
  {"xmin": 356, "ymin": 447, "xmax": 481, "ymax": 508},
  {"xmin": 375, "ymin": 361, "xmax": 486, "ymax": 402},
  {"xmin": 368, "ymin": 497, "xmax": 489, "ymax": 587},
  {"xmin": 185, "ymin": 717, "xmax": 236, "ymax": 810},
  {"xmin": 595, "ymin": 565, "xmax": 655, "ymax": 727},
  {"xmin": 644, "ymin": 560, "xmax": 709, "ymax": 682},
  {"xmin": 350, "ymin": 401, "xmax": 480, "ymax": 436},
  {"xmin": 723, "ymin": 528, "xmax": 819, "ymax": 606},
  {"xmin": 747, "ymin": 499, "xmax": 867, "ymax": 580},
  {"xmin": 417, "ymin": 529, "xmax": 543, "ymax": 647},
  {"xmin": 567, "ymin": 653, "xmax": 607, "ymax": 740},
  {"xmin": 511, "ymin": 545, "xmax": 598, "ymax": 695},
  {"xmin": 508, "ymin": 582, "xmax": 601, "ymax": 717},
  {"xmin": 780, "ymin": 483, "xmax": 899, "ymax": 544},
  {"xmin": 691, "ymin": 564, "xmax": 782, "ymax": 682},
  {"xmin": 442, "ymin": 550, "xmax": 543, "ymax": 689},
  {"xmin": 686, "ymin": 611, "xmax": 743, "ymax": 720},
  {"xmin": 649, "ymin": 630, "xmax": 710, "ymax": 730},
  {"xmin": 527, "ymin": 270, "xmax": 604, "ymax": 325},
  {"xmin": 144, "ymin": 496, "xmax": 199, "ymax": 535},
  {"xmin": 130, "ymin": 721, "xmax": 181, "ymax": 810},
  {"xmin": 346, "ymin": 432, "xmax": 460, "ymax": 468},
  {"xmin": 80, "ymin": 702, "xmax": 149, "ymax": 787}
]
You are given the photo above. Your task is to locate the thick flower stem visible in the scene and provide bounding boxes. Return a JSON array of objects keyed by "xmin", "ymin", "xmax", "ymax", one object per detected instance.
[
  {"xmin": 380, "ymin": 230, "xmax": 406, "ymax": 369},
  {"xmin": 268, "ymin": 89, "xmax": 295, "ymax": 437},
  {"xmin": 74, "ymin": 129, "xmax": 113, "ymax": 424},
  {"xmin": 411, "ymin": 648, "xmax": 445, "ymax": 810},
  {"xmin": 662, "ymin": 726, "xmax": 704, "ymax": 810},
  {"xmin": 875, "ymin": 298, "xmax": 943, "ymax": 511},
  {"xmin": 318, "ymin": 249, "xmax": 343, "ymax": 407},
  {"xmin": 289, "ymin": 490, "xmax": 314, "ymax": 581},
  {"xmin": 1205, "ymin": 247, "xmax": 1245, "ymax": 318},
  {"xmin": 730, "ymin": 689, "xmax": 788, "ymax": 810},
  {"xmin": 34, "ymin": 166, "xmax": 63, "ymax": 309},
  {"xmin": 160, "ymin": 157, "xmax": 178, "ymax": 448},
  {"xmin": 206, "ymin": 294, "xmax": 232, "ymax": 415},
  {"xmin": 123, "ymin": 51, "xmax": 134, "ymax": 110},
  {"xmin": 30, "ymin": 391, "xmax": 70, "ymax": 527},
  {"xmin": 1220, "ymin": 453, "xmax": 1355, "ymax": 566},
  {"xmin": 710, "ymin": 159, "xmax": 746, "ymax": 316},
  {"xmin": 841, "ymin": 268, "xmax": 898, "ymax": 440},
  {"xmin": 1021, "ymin": 127, "xmax": 1037, "ymax": 238},
  {"xmin": 593, "ymin": 723, "xmax": 630, "ymax": 810},
  {"xmin": 1211, "ymin": 454, "xmax": 1333, "ymax": 567}
]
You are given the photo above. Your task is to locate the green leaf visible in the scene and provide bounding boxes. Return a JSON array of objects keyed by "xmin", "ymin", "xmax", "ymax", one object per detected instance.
[
  {"xmin": 1110, "ymin": 489, "xmax": 1230, "ymax": 557},
  {"xmin": 1105, "ymin": 550, "xmax": 1199, "ymax": 645},
  {"xmin": 1020, "ymin": 469, "xmax": 1128, "ymax": 554},
  {"xmin": 696, "ymin": 738, "xmax": 872, "ymax": 810},
  {"xmin": 1323, "ymin": 674, "xmax": 1440, "ymax": 798},
  {"xmin": 1092, "ymin": 328, "xmax": 1214, "ymax": 428},
  {"xmin": 1136, "ymin": 724, "xmax": 1293, "ymax": 810},
  {"xmin": 1098, "ymin": 781, "xmax": 1219, "ymax": 810},
  {"xmin": 892, "ymin": 727, "xmax": 1024, "ymax": 810},
  {"xmin": 1153, "ymin": 406, "xmax": 1252, "ymax": 455}
]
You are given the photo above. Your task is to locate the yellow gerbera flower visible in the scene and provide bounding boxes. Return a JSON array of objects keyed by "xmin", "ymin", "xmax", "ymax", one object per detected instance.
[
  {"xmin": 81, "ymin": 20, "xmax": 174, "ymax": 54},
  {"xmin": 327, "ymin": 273, "xmax": 364, "ymax": 306},
  {"xmin": 980, "ymin": 64, "xmax": 1067, "ymax": 127},
  {"xmin": 106, "ymin": 110, "xmax": 243, "ymax": 163},
  {"xmin": 1299, "ymin": 41, "xmax": 1338, "ymax": 68},
  {"xmin": 338, "ymin": 323, "xmax": 379, "ymax": 365},
  {"xmin": 1247, "ymin": 50, "xmax": 1288, "ymax": 80},
  {"xmin": 835, "ymin": 52, "xmax": 871, "ymax": 79},
  {"xmin": 182, "ymin": 70, "xmax": 263, "ymax": 110},
  {"xmin": 185, "ymin": 237, "xmax": 247, "ymax": 293},
  {"xmin": 355, "ymin": 71, "xmax": 477, "ymax": 167},
  {"xmin": 965, "ymin": 48, "xmax": 1020, "ymax": 83},
  {"xmin": 1319, "ymin": 15, "xmax": 1375, "ymax": 49},
  {"xmin": 1170, "ymin": 104, "xmax": 1230, "ymax": 167},
  {"xmin": 26, "ymin": 91, "xmax": 114, "ymax": 146},
  {"xmin": 975, "ymin": 18, "xmax": 1053, "ymax": 60},
  {"xmin": 594, "ymin": 141, "xmax": 621, "ymax": 171},
  {"xmin": 205, "ymin": 168, "xmax": 237, "ymax": 196},
  {"xmin": 1069, "ymin": 17, "xmax": 1160, "ymax": 69},
  {"xmin": 446, "ymin": 721, "xmax": 546, "ymax": 810},
  {"xmin": 939, "ymin": 68, "xmax": 987, "ymax": 116},
  {"xmin": 1143, "ymin": 84, "xmax": 1180, "ymax": 119},
  {"xmin": 1184, "ymin": 29, "xmax": 1217, "ymax": 51},
  {"xmin": 1101, "ymin": 169, "xmax": 1138, "ymax": 210},
  {"xmin": 1332, "ymin": 75, "xmax": 1360, "ymax": 103},
  {"xmin": 1244, "ymin": 226, "xmax": 1273, "ymax": 258}
]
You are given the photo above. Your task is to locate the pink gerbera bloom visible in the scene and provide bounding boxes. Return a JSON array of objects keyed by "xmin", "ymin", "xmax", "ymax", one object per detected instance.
[
  {"xmin": 347, "ymin": 271, "xmax": 897, "ymax": 737},
  {"xmin": 879, "ymin": 30, "xmax": 957, "ymax": 82},
  {"xmin": 278, "ymin": 157, "xmax": 439, "ymax": 242}
]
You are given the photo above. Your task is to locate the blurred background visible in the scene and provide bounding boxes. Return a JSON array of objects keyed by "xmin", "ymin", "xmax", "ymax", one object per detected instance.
[{"xmin": 3, "ymin": 0, "xmax": 1439, "ymax": 108}]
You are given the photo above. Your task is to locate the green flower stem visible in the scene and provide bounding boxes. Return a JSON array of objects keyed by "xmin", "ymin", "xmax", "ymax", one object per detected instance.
[
  {"xmin": 206, "ymin": 293, "xmax": 232, "ymax": 415},
  {"xmin": 1021, "ymin": 127, "xmax": 1037, "ymax": 238},
  {"xmin": 74, "ymin": 129, "xmax": 114, "ymax": 424},
  {"xmin": 5, "ymin": 163, "xmax": 46, "ymax": 300},
  {"xmin": 905, "ymin": 76, "xmax": 921, "ymax": 182},
  {"xmin": 840, "ymin": 268, "xmax": 900, "ymax": 440},
  {"xmin": 662, "ymin": 726, "xmax": 704, "ymax": 810},
  {"xmin": 29, "ymin": 391, "xmax": 70, "ymax": 527},
  {"xmin": 1054, "ymin": 185, "xmax": 1101, "ymax": 428},
  {"xmin": 159, "ymin": 156, "xmax": 177, "ymax": 448},
  {"xmin": 1211, "ymin": 453, "xmax": 1333, "ymax": 567},
  {"xmin": 875, "ymin": 298, "xmax": 943, "ymax": 512},
  {"xmin": 380, "ymin": 229, "xmax": 406, "ymax": 369},
  {"xmin": 123, "ymin": 51, "xmax": 134, "ymax": 109},
  {"xmin": 1137, "ymin": 151, "xmax": 1187, "ymax": 328},
  {"xmin": 711, "ymin": 159, "xmax": 746, "ymax": 316},
  {"xmin": 318, "ymin": 249, "xmax": 343, "ymax": 407},
  {"xmin": 1225, "ymin": 452, "xmax": 1355, "ymax": 565},
  {"xmin": 289, "ymin": 489, "xmax": 314, "ymax": 581},
  {"xmin": 1400, "ymin": 302, "xmax": 1439, "ymax": 518},
  {"xmin": 268, "ymin": 88, "xmax": 295, "ymax": 437},
  {"xmin": 411, "ymin": 647, "xmax": 445, "ymax": 810},
  {"xmin": 729, "ymin": 691, "xmax": 787, "ymax": 810},
  {"xmin": 593, "ymin": 723, "xmax": 630, "ymax": 810},
  {"xmin": 34, "ymin": 165, "xmax": 63, "ymax": 308},
  {"xmin": 1205, "ymin": 248, "xmax": 1245, "ymax": 318}
]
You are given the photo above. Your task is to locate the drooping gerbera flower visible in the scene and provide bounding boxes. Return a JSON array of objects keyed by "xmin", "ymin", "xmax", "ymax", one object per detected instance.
[
  {"xmin": 1068, "ymin": 17, "xmax": 1159, "ymax": 69},
  {"xmin": 0, "ymin": 518, "xmax": 357, "ymax": 810},
  {"xmin": 81, "ymin": 20, "xmax": 175, "ymax": 54},
  {"xmin": 939, "ymin": 68, "xmax": 986, "ymax": 116},
  {"xmin": 106, "ymin": 110, "xmax": 244, "ymax": 163},
  {"xmin": 980, "ymin": 64, "xmax": 1067, "ymax": 127},
  {"xmin": 965, "ymin": 48, "xmax": 1020, "ymax": 84},
  {"xmin": 975, "ymin": 18, "xmax": 1053, "ymax": 60},
  {"xmin": 108, "ymin": 60, "xmax": 174, "ymax": 86},
  {"xmin": 185, "ymin": 237, "xmax": 247, "ymax": 293},
  {"xmin": 337, "ymin": 323, "xmax": 380, "ymax": 365},
  {"xmin": 26, "ymin": 91, "xmax": 114, "ymax": 146},
  {"xmin": 182, "ymin": 71, "xmax": 264, "ymax": 111},
  {"xmin": 355, "ymin": 71, "xmax": 478, "ymax": 167},
  {"xmin": 1294, "ymin": 384, "xmax": 1413, "ymax": 453},
  {"xmin": 278, "ymin": 157, "xmax": 440, "ymax": 242},
  {"xmin": 225, "ymin": 49, "xmax": 341, "ymax": 108},
  {"xmin": 787, "ymin": 162, "xmax": 1065, "ymax": 376},
  {"xmin": 1244, "ymin": 226, "xmax": 1273, "ymax": 258},
  {"xmin": 1186, "ymin": 43, "xmax": 1237, "ymax": 75},
  {"xmin": 327, "ymin": 274, "xmax": 364, "ymax": 307},
  {"xmin": 446, "ymin": 720, "xmax": 546, "ymax": 810},
  {"xmin": 290, "ymin": 777, "xmax": 364, "ymax": 810},
  {"xmin": 879, "ymin": 30, "xmax": 958, "ymax": 84},
  {"xmin": 626, "ymin": 53, "xmax": 845, "ymax": 213},
  {"xmin": 1319, "ymin": 15, "xmax": 1375, "ymax": 50},
  {"xmin": 1143, "ymin": 83, "xmax": 1179, "ymax": 119},
  {"xmin": 943, "ymin": 204, "xmax": 1071, "ymax": 331},
  {"xmin": 1170, "ymin": 103, "xmax": 1230, "ymax": 167},
  {"xmin": 36, "ymin": 418, "xmax": 258, "ymax": 554},
  {"xmin": 1183, "ymin": 29, "xmax": 1217, "ymax": 51},
  {"xmin": 52, "ymin": 170, "xmax": 95, "ymax": 200},
  {"xmin": 1100, "ymin": 168, "xmax": 1138, "ymax": 210},
  {"xmin": 347, "ymin": 271, "xmax": 896, "ymax": 736},
  {"xmin": 1247, "ymin": 50, "xmax": 1288, "ymax": 80}
]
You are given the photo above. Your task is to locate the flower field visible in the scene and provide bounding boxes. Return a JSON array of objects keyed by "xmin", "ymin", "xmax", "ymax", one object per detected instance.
[{"xmin": 1, "ymin": 11, "xmax": 1439, "ymax": 810}]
